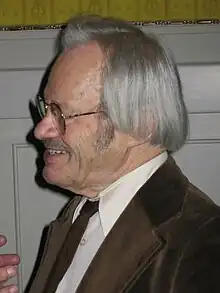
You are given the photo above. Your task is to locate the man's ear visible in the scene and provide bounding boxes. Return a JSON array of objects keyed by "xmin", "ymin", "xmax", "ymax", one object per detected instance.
[
  {"xmin": 126, "ymin": 133, "xmax": 153, "ymax": 148},
  {"xmin": 114, "ymin": 127, "xmax": 152, "ymax": 148},
  {"xmin": 125, "ymin": 120, "xmax": 156, "ymax": 148}
]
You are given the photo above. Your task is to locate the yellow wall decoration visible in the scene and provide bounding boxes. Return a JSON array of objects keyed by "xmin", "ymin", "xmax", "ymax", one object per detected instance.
[{"xmin": 0, "ymin": 0, "xmax": 220, "ymax": 27}]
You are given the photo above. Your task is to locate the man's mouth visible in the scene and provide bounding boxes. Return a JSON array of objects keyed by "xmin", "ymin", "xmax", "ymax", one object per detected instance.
[{"xmin": 47, "ymin": 149, "xmax": 66, "ymax": 155}]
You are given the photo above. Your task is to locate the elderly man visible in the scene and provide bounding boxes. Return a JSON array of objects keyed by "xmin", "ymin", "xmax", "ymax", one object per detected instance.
[{"xmin": 1, "ymin": 15, "xmax": 220, "ymax": 293}]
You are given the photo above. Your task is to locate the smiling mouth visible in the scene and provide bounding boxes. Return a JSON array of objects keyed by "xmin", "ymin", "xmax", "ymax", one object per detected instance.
[{"xmin": 47, "ymin": 149, "xmax": 67, "ymax": 155}]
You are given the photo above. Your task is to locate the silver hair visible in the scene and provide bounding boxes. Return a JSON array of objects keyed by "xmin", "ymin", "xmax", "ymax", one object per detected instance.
[{"xmin": 60, "ymin": 15, "xmax": 188, "ymax": 152}]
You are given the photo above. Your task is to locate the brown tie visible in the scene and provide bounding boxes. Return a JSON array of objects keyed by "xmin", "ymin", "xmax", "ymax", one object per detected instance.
[{"xmin": 43, "ymin": 200, "xmax": 99, "ymax": 293}]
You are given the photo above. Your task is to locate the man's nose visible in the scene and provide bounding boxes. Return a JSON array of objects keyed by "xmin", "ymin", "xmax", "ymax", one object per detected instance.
[{"xmin": 34, "ymin": 115, "xmax": 59, "ymax": 140}]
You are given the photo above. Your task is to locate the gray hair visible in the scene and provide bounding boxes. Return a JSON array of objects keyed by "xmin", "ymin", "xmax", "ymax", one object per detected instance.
[{"xmin": 60, "ymin": 15, "xmax": 188, "ymax": 152}]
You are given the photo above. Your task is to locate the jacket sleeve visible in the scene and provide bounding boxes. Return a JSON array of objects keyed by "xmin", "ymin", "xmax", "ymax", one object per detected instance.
[{"xmin": 172, "ymin": 216, "xmax": 220, "ymax": 293}]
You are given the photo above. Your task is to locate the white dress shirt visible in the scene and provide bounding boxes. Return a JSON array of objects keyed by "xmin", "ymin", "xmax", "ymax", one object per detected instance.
[{"xmin": 56, "ymin": 151, "xmax": 168, "ymax": 293}]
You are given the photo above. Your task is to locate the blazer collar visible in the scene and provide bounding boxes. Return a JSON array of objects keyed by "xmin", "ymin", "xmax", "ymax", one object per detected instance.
[
  {"xmin": 137, "ymin": 156, "xmax": 188, "ymax": 227},
  {"xmin": 76, "ymin": 156, "xmax": 188, "ymax": 293}
]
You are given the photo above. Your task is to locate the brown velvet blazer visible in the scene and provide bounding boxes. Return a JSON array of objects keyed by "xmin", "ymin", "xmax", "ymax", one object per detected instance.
[{"xmin": 28, "ymin": 157, "xmax": 220, "ymax": 293}]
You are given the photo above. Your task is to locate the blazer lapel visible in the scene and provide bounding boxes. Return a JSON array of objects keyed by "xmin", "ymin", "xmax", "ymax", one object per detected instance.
[
  {"xmin": 29, "ymin": 196, "xmax": 82, "ymax": 293},
  {"xmin": 76, "ymin": 195, "xmax": 164, "ymax": 293}
]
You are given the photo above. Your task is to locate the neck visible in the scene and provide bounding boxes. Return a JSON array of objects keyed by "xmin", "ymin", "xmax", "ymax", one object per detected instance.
[{"xmin": 71, "ymin": 144, "xmax": 166, "ymax": 198}]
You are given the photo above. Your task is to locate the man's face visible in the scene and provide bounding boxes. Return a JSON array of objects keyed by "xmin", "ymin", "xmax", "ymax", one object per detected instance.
[{"xmin": 34, "ymin": 43, "xmax": 115, "ymax": 195}]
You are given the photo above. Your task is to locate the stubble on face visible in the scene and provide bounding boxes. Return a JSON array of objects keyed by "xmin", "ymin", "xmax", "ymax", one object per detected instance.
[{"xmin": 94, "ymin": 113, "xmax": 115, "ymax": 153}]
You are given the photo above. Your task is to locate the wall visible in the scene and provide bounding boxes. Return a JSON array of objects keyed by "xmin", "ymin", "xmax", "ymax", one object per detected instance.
[
  {"xmin": 0, "ymin": 24, "xmax": 220, "ymax": 292},
  {"xmin": 0, "ymin": 0, "xmax": 220, "ymax": 26}
]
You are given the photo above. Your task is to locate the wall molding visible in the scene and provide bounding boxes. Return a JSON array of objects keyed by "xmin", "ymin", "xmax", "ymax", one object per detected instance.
[
  {"xmin": 12, "ymin": 143, "xmax": 33, "ymax": 293},
  {"xmin": 1, "ymin": 22, "xmax": 220, "ymax": 40},
  {"xmin": 1, "ymin": 19, "xmax": 220, "ymax": 31}
]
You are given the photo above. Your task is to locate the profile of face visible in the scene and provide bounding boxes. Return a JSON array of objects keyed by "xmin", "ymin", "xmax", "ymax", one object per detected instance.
[{"xmin": 34, "ymin": 43, "xmax": 122, "ymax": 195}]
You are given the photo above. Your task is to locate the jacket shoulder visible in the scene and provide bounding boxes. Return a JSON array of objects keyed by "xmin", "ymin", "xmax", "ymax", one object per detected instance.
[{"xmin": 171, "ymin": 216, "xmax": 220, "ymax": 293}]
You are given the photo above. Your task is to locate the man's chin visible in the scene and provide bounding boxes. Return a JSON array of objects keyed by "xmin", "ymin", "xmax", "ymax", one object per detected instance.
[
  {"xmin": 42, "ymin": 168, "xmax": 59, "ymax": 186},
  {"xmin": 42, "ymin": 167, "xmax": 75, "ymax": 191}
]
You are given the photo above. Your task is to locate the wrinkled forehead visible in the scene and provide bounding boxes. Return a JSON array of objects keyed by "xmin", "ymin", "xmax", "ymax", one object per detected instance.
[{"xmin": 44, "ymin": 42, "xmax": 105, "ymax": 107}]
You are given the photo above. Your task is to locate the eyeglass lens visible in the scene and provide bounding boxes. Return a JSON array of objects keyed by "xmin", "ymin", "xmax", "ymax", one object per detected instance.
[
  {"xmin": 50, "ymin": 103, "xmax": 65, "ymax": 134},
  {"xmin": 37, "ymin": 97, "xmax": 65, "ymax": 134}
]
